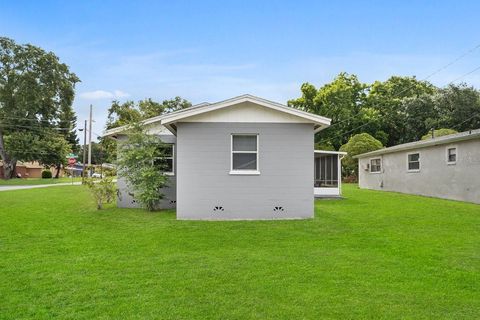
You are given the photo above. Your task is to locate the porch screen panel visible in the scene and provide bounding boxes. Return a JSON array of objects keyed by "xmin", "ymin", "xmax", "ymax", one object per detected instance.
[{"xmin": 314, "ymin": 154, "xmax": 339, "ymax": 188}]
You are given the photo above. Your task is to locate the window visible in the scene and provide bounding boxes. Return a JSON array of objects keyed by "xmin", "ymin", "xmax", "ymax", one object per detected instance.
[
  {"xmin": 447, "ymin": 147, "xmax": 457, "ymax": 164},
  {"xmin": 154, "ymin": 144, "xmax": 174, "ymax": 175},
  {"xmin": 370, "ymin": 158, "xmax": 382, "ymax": 173},
  {"xmin": 231, "ymin": 134, "xmax": 259, "ymax": 173},
  {"xmin": 407, "ymin": 153, "xmax": 420, "ymax": 171}
]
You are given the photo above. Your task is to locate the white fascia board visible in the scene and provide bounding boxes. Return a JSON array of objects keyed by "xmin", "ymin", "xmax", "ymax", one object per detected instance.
[
  {"xmin": 160, "ymin": 94, "xmax": 331, "ymax": 128},
  {"xmin": 314, "ymin": 150, "xmax": 347, "ymax": 155}
]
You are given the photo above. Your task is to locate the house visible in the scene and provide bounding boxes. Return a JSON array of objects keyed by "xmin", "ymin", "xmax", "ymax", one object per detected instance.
[
  {"xmin": 355, "ymin": 129, "xmax": 480, "ymax": 204},
  {"xmin": 104, "ymin": 94, "xmax": 332, "ymax": 220},
  {"xmin": 0, "ymin": 161, "xmax": 43, "ymax": 179}
]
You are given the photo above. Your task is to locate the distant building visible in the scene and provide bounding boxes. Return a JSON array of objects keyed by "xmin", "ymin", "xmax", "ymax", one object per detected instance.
[
  {"xmin": 355, "ymin": 129, "xmax": 480, "ymax": 204},
  {"xmin": 0, "ymin": 161, "xmax": 43, "ymax": 179}
]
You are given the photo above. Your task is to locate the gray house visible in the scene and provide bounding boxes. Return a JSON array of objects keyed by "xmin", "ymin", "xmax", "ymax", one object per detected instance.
[
  {"xmin": 355, "ymin": 129, "xmax": 480, "ymax": 204},
  {"xmin": 104, "ymin": 94, "xmax": 332, "ymax": 220}
]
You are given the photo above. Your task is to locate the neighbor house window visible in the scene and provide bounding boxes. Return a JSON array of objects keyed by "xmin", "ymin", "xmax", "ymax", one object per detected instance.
[
  {"xmin": 370, "ymin": 158, "xmax": 382, "ymax": 173},
  {"xmin": 154, "ymin": 144, "xmax": 174, "ymax": 175},
  {"xmin": 231, "ymin": 134, "xmax": 259, "ymax": 173},
  {"xmin": 447, "ymin": 147, "xmax": 457, "ymax": 164},
  {"xmin": 407, "ymin": 153, "xmax": 420, "ymax": 171}
]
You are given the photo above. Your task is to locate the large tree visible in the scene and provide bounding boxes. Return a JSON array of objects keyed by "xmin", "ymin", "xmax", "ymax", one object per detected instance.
[
  {"xmin": 289, "ymin": 73, "xmax": 382, "ymax": 149},
  {"xmin": 0, "ymin": 37, "xmax": 79, "ymax": 178},
  {"xmin": 365, "ymin": 76, "xmax": 436, "ymax": 146}
]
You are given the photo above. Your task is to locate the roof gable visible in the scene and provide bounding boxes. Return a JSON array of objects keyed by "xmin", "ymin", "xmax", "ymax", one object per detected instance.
[
  {"xmin": 103, "ymin": 94, "xmax": 331, "ymax": 137},
  {"xmin": 161, "ymin": 94, "xmax": 330, "ymax": 134}
]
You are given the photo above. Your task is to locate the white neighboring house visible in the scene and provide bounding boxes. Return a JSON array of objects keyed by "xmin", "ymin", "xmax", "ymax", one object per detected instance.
[
  {"xmin": 104, "ymin": 94, "xmax": 333, "ymax": 220},
  {"xmin": 355, "ymin": 129, "xmax": 480, "ymax": 204}
]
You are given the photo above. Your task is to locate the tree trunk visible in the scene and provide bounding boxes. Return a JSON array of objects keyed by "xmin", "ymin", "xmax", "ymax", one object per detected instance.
[
  {"xmin": 0, "ymin": 129, "xmax": 14, "ymax": 180},
  {"xmin": 55, "ymin": 163, "xmax": 61, "ymax": 178}
]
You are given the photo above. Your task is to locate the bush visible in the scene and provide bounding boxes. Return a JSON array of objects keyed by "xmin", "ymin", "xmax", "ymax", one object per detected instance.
[
  {"xmin": 85, "ymin": 177, "xmax": 116, "ymax": 210},
  {"xmin": 340, "ymin": 133, "xmax": 383, "ymax": 177},
  {"xmin": 41, "ymin": 170, "xmax": 52, "ymax": 179}
]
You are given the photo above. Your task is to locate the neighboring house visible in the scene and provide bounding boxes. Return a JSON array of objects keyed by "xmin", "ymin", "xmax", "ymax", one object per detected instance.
[
  {"xmin": 104, "ymin": 94, "xmax": 332, "ymax": 220},
  {"xmin": 355, "ymin": 129, "xmax": 480, "ymax": 204},
  {"xmin": 0, "ymin": 161, "xmax": 43, "ymax": 179}
]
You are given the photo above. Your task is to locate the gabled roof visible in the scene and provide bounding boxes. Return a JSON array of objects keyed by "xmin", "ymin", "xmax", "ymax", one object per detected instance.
[
  {"xmin": 354, "ymin": 128, "xmax": 480, "ymax": 158},
  {"xmin": 103, "ymin": 94, "xmax": 331, "ymax": 137},
  {"xmin": 161, "ymin": 94, "xmax": 330, "ymax": 134}
]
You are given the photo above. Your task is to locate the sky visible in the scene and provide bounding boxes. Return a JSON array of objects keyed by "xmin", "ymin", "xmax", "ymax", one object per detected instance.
[{"xmin": 1, "ymin": 1, "xmax": 480, "ymax": 141}]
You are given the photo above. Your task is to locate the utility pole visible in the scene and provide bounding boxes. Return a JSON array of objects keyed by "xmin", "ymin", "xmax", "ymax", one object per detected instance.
[
  {"xmin": 82, "ymin": 120, "xmax": 87, "ymax": 184},
  {"xmin": 87, "ymin": 104, "xmax": 93, "ymax": 175}
]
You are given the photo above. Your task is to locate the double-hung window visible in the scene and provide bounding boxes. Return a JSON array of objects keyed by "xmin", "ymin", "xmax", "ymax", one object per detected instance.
[
  {"xmin": 446, "ymin": 147, "xmax": 457, "ymax": 164},
  {"xmin": 154, "ymin": 144, "xmax": 174, "ymax": 175},
  {"xmin": 370, "ymin": 158, "xmax": 382, "ymax": 173},
  {"xmin": 231, "ymin": 134, "xmax": 259, "ymax": 174},
  {"xmin": 407, "ymin": 152, "xmax": 420, "ymax": 172}
]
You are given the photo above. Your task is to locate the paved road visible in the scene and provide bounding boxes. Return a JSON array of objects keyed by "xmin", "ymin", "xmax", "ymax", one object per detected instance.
[{"xmin": 0, "ymin": 182, "xmax": 82, "ymax": 192}]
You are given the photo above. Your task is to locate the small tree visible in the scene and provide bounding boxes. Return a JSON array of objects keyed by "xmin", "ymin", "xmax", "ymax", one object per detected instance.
[
  {"xmin": 116, "ymin": 123, "xmax": 169, "ymax": 211},
  {"xmin": 340, "ymin": 133, "xmax": 383, "ymax": 177},
  {"xmin": 421, "ymin": 128, "xmax": 458, "ymax": 140},
  {"xmin": 85, "ymin": 177, "xmax": 116, "ymax": 210}
]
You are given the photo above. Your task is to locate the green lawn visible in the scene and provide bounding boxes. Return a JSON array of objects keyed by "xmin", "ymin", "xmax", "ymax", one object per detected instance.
[
  {"xmin": 0, "ymin": 177, "xmax": 82, "ymax": 186},
  {"xmin": 0, "ymin": 185, "xmax": 479, "ymax": 319}
]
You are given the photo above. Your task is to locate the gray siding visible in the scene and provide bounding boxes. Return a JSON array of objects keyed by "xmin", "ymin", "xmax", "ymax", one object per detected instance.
[
  {"xmin": 358, "ymin": 138, "xmax": 480, "ymax": 204},
  {"xmin": 176, "ymin": 122, "xmax": 314, "ymax": 220},
  {"xmin": 117, "ymin": 134, "xmax": 177, "ymax": 209}
]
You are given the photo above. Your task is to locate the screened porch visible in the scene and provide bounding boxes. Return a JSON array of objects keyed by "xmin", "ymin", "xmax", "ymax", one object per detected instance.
[{"xmin": 314, "ymin": 150, "xmax": 346, "ymax": 197}]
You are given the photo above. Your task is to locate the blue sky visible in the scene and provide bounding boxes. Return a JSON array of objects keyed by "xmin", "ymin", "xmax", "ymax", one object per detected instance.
[{"xmin": 1, "ymin": 1, "xmax": 480, "ymax": 140}]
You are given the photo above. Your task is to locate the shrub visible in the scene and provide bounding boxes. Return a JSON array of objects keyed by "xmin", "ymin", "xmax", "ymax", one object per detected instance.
[
  {"xmin": 116, "ymin": 122, "xmax": 169, "ymax": 211},
  {"xmin": 85, "ymin": 177, "xmax": 116, "ymax": 210},
  {"xmin": 340, "ymin": 133, "xmax": 383, "ymax": 177},
  {"xmin": 41, "ymin": 170, "xmax": 52, "ymax": 179}
]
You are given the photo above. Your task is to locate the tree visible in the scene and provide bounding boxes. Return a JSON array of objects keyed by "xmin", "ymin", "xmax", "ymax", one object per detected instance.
[
  {"xmin": 116, "ymin": 123, "xmax": 169, "ymax": 211},
  {"xmin": 340, "ymin": 133, "xmax": 383, "ymax": 177},
  {"xmin": 421, "ymin": 128, "xmax": 458, "ymax": 140},
  {"xmin": 434, "ymin": 83, "xmax": 480, "ymax": 131},
  {"xmin": 79, "ymin": 141, "xmax": 104, "ymax": 165},
  {"xmin": 101, "ymin": 97, "xmax": 192, "ymax": 163},
  {"xmin": 365, "ymin": 76, "xmax": 436, "ymax": 146},
  {"xmin": 289, "ymin": 73, "xmax": 382, "ymax": 149},
  {"xmin": 0, "ymin": 37, "xmax": 79, "ymax": 179}
]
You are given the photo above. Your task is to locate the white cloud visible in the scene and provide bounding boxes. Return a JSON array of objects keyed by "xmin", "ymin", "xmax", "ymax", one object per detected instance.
[{"xmin": 79, "ymin": 89, "xmax": 130, "ymax": 100}]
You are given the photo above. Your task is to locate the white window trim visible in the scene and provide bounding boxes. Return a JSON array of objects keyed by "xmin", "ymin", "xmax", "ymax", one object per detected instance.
[
  {"xmin": 154, "ymin": 144, "xmax": 175, "ymax": 176},
  {"xmin": 164, "ymin": 144, "xmax": 175, "ymax": 176},
  {"xmin": 230, "ymin": 134, "xmax": 260, "ymax": 175},
  {"xmin": 369, "ymin": 157, "xmax": 382, "ymax": 174},
  {"xmin": 446, "ymin": 145, "xmax": 457, "ymax": 165},
  {"xmin": 407, "ymin": 152, "xmax": 421, "ymax": 173}
]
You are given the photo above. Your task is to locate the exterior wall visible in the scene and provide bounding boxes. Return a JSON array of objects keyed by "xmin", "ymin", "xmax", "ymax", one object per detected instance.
[
  {"xmin": 176, "ymin": 122, "xmax": 314, "ymax": 220},
  {"xmin": 116, "ymin": 134, "xmax": 177, "ymax": 209},
  {"xmin": 358, "ymin": 138, "xmax": 480, "ymax": 204}
]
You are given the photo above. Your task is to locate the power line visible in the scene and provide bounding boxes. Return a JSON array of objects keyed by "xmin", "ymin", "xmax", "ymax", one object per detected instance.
[
  {"xmin": 449, "ymin": 65, "xmax": 480, "ymax": 84},
  {"xmin": 320, "ymin": 43, "xmax": 480, "ymax": 130},
  {"xmin": 317, "ymin": 62, "xmax": 480, "ymax": 146}
]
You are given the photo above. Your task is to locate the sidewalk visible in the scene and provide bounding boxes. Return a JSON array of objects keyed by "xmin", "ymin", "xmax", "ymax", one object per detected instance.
[{"xmin": 0, "ymin": 182, "xmax": 82, "ymax": 192}]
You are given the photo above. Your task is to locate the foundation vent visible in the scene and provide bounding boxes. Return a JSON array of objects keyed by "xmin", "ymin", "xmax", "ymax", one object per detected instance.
[
  {"xmin": 273, "ymin": 206, "xmax": 284, "ymax": 212},
  {"xmin": 213, "ymin": 206, "xmax": 224, "ymax": 212}
]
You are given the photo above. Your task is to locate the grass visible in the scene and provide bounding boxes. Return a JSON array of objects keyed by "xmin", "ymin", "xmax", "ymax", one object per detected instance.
[
  {"xmin": 0, "ymin": 184, "xmax": 479, "ymax": 319},
  {"xmin": 0, "ymin": 177, "xmax": 82, "ymax": 186}
]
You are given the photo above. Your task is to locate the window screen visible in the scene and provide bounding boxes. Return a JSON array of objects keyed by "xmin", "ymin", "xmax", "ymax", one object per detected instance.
[
  {"xmin": 232, "ymin": 135, "xmax": 258, "ymax": 171},
  {"xmin": 408, "ymin": 153, "xmax": 420, "ymax": 171}
]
